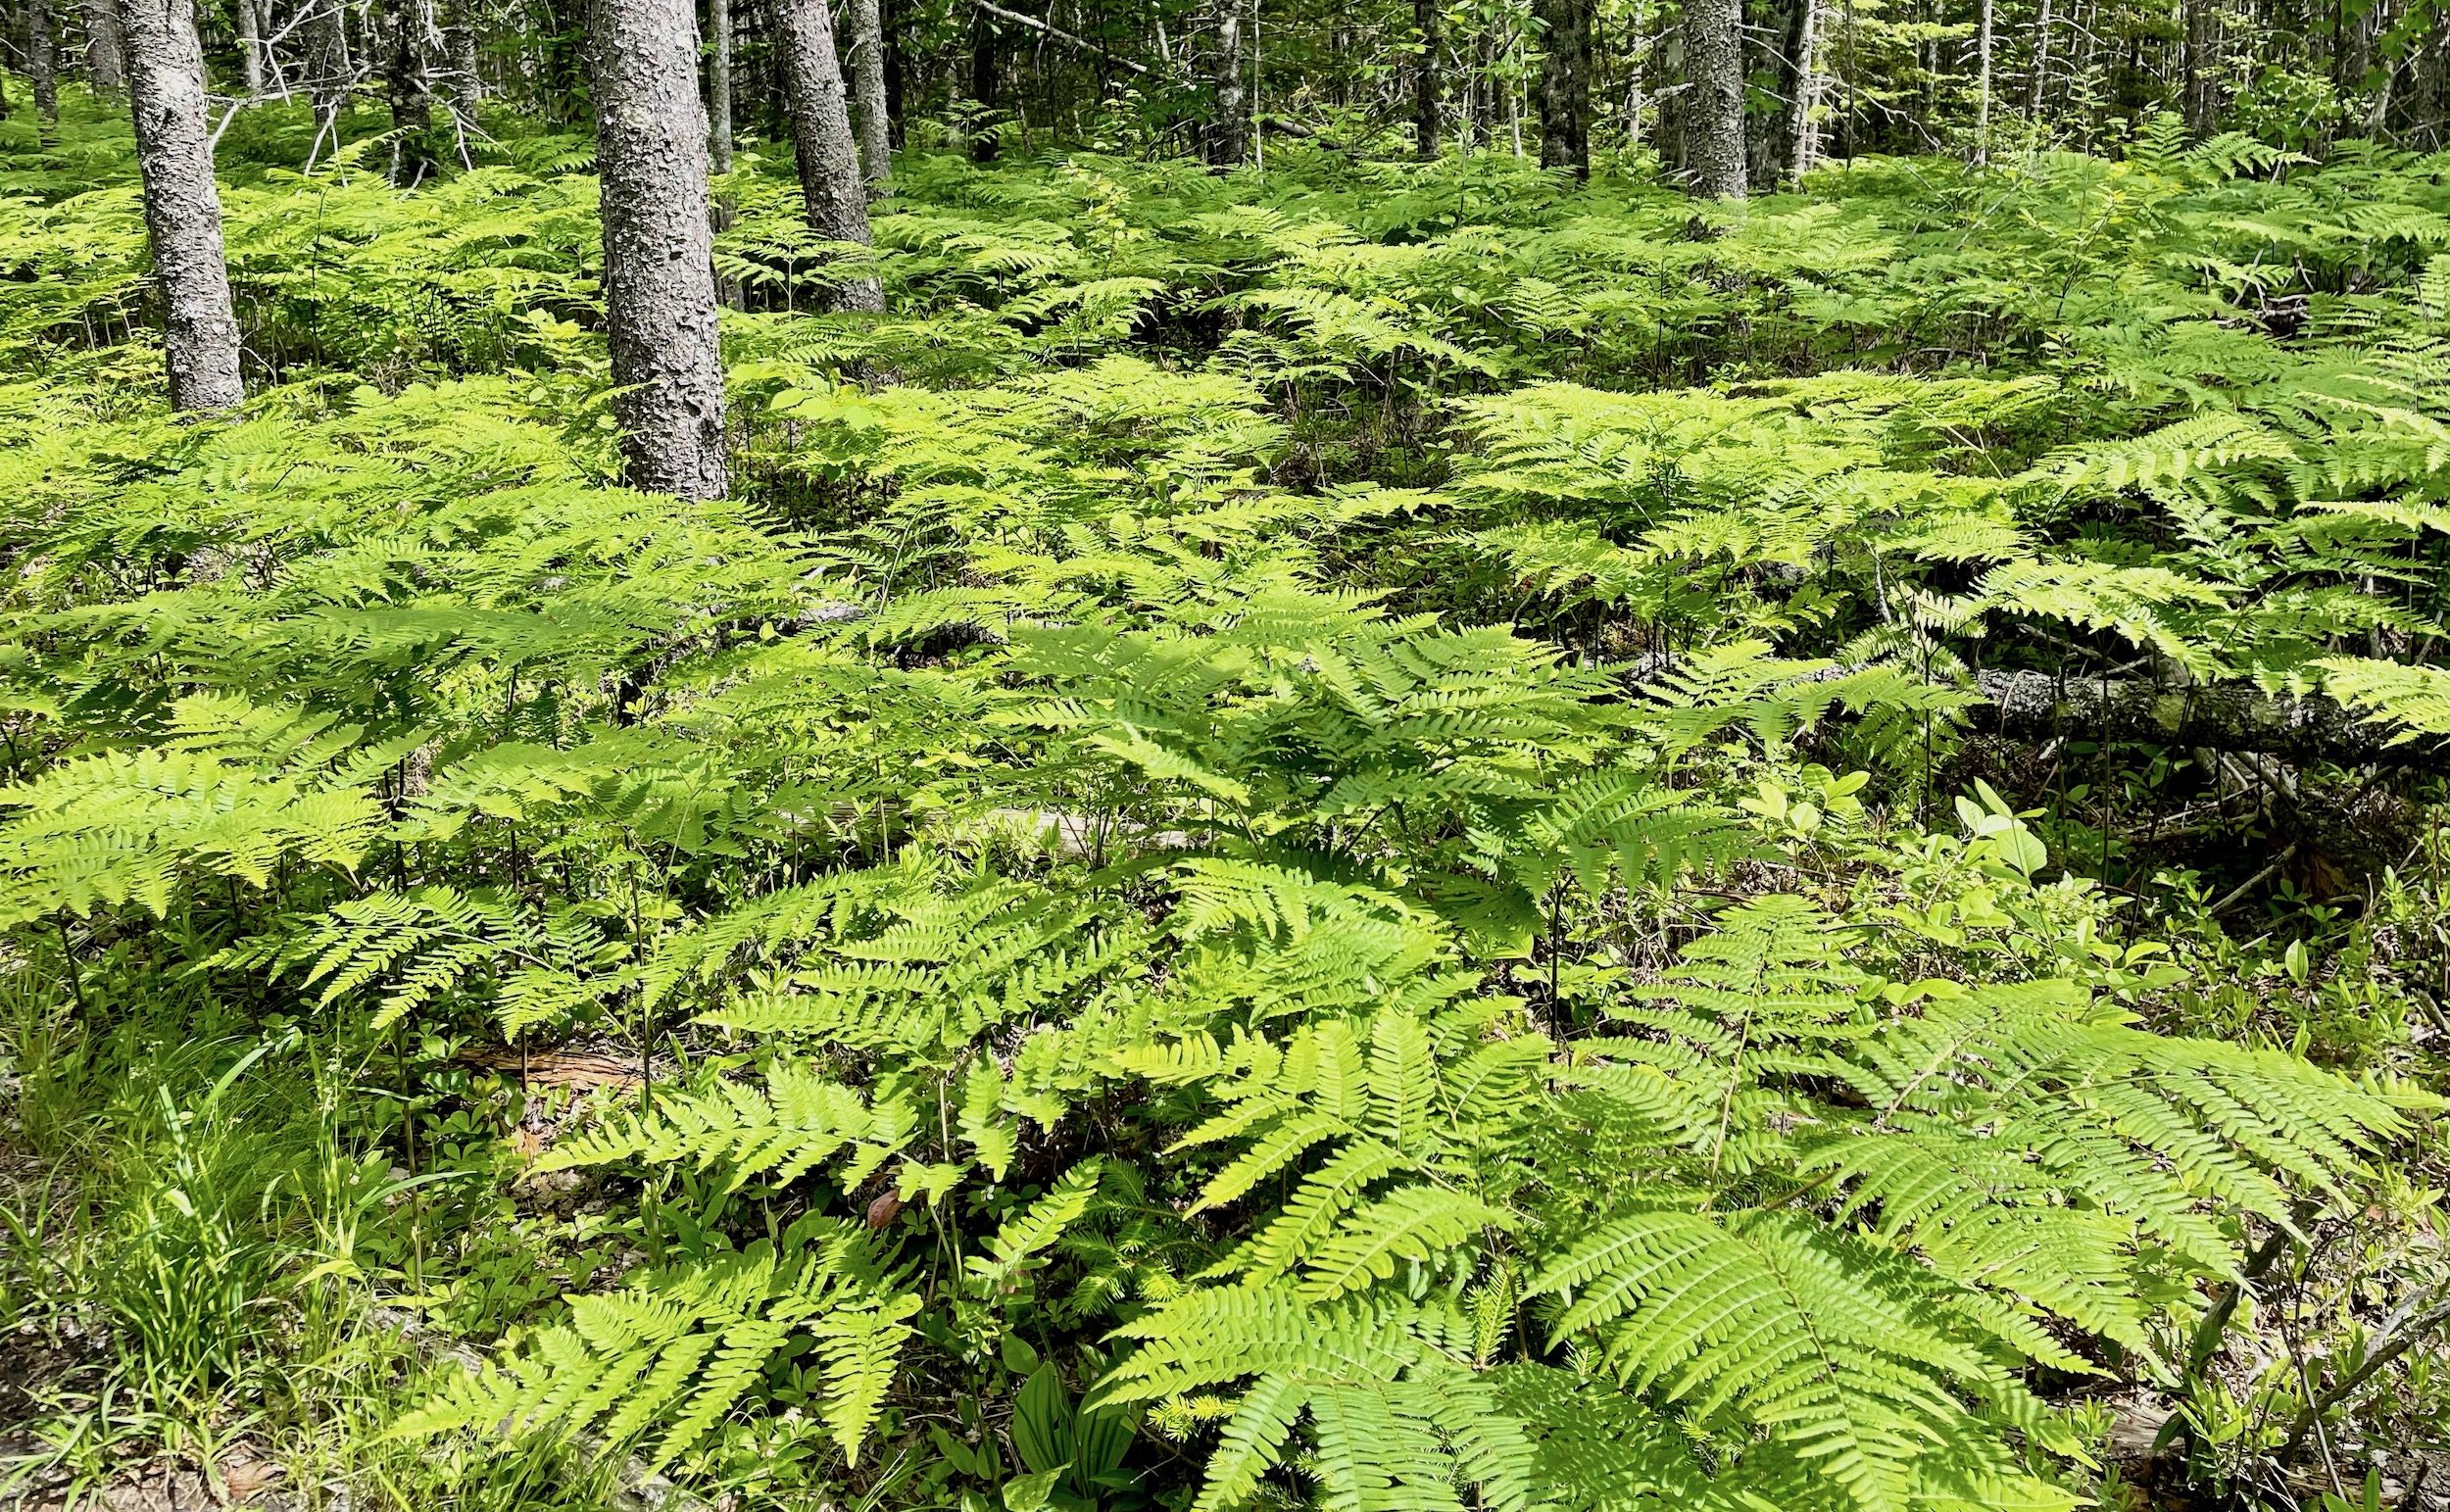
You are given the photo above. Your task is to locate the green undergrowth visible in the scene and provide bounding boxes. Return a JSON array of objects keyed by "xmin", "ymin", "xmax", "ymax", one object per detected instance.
[{"xmin": 3, "ymin": 80, "xmax": 2450, "ymax": 1512}]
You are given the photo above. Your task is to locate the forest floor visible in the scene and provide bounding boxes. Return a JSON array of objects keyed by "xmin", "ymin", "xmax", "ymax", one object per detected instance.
[{"xmin": 5, "ymin": 84, "xmax": 2450, "ymax": 1512}]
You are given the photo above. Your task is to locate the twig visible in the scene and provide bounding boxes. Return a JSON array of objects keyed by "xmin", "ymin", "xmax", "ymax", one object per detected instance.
[
  {"xmin": 2208, "ymin": 843, "xmax": 2299, "ymax": 917},
  {"xmin": 2282, "ymin": 1286, "xmax": 2450, "ymax": 1461},
  {"xmin": 2156, "ymin": 1204, "xmax": 2316, "ymax": 1459}
]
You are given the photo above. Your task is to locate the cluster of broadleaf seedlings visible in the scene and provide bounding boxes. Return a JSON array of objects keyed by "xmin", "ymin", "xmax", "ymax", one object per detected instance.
[{"xmin": 2, "ymin": 83, "xmax": 2449, "ymax": 1512}]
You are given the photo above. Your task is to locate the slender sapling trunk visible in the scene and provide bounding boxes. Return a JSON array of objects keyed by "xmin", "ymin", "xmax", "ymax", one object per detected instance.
[{"xmin": 848, "ymin": 0, "xmax": 889, "ymax": 194}]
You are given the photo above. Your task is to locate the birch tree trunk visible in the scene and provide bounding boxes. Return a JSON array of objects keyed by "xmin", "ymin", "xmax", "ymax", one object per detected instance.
[
  {"xmin": 708, "ymin": 0, "xmax": 733, "ymax": 171},
  {"xmin": 1412, "ymin": 0, "xmax": 1439, "ymax": 157},
  {"xmin": 2026, "ymin": 0, "xmax": 2051, "ymax": 118},
  {"xmin": 1787, "ymin": 0, "xmax": 1820, "ymax": 186},
  {"xmin": 28, "ymin": 0, "xmax": 61, "ymax": 127},
  {"xmin": 236, "ymin": 0, "xmax": 266, "ymax": 95},
  {"xmin": 442, "ymin": 0, "xmax": 481, "ymax": 139},
  {"xmin": 1209, "ymin": 0, "xmax": 1245, "ymax": 165},
  {"xmin": 1683, "ymin": 0, "xmax": 1745, "ymax": 197},
  {"xmin": 84, "ymin": 0, "xmax": 127, "ymax": 93},
  {"xmin": 1535, "ymin": 0, "xmax": 1589, "ymax": 177},
  {"xmin": 591, "ymin": 0, "xmax": 728, "ymax": 497},
  {"xmin": 121, "ymin": 0, "xmax": 246, "ymax": 411},
  {"xmin": 772, "ymin": 0, "xmax": 880, "ymax": 310},
  {"xmin": 847, "ymin": 0, "xmax": 889, "ymax": 194}
]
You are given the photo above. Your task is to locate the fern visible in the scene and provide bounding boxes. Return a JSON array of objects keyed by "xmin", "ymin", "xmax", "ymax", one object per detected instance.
[
  {"xmin": 533, "ymin": 1063, "xmax": 918, "ymax": 1194},
  {"xmin": 393, "ymin": 1231, "xmax": 917, "ymax": 1467}
]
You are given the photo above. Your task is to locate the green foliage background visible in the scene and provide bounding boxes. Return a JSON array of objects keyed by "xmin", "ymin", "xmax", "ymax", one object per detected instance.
[{"xmin": 4, "ymin": 84, "xmax": 2450, "ymax": 1512}]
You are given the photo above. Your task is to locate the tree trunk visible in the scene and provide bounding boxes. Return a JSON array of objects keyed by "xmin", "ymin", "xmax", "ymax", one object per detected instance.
[
  {"xmin": 1536, "ymin": 0, "xmax": 1588, "ymax": 177},
  {"xmin": 1624, "ymin": 0, "xmax": 1648, "ymax": 148},
  {"xmin": 1468, "ymin": 24, "xmax": 1494, "ymax": 147},
  {"xmin": 1973, "ymin": 0, "xmax": 1991, "ymax": 161},
  {"xmin": 1744, "ymin": 0, "xmax": 1777, "ymax": 185},
  {"xmin": 1683, "ymin": 0, "xmax": 1745, "ymax": 197},
  {"xmin": 2182, "ymin": 0, "xmax": 2219, "ymax": 136},
  {"xmin": 305, "ymin": 0, "xmax": 350, "ymax": 166},
  {"xmin": 121, "ymin": 0, "xmax": 246, "ymax": 411},
  {"xmin": 708, "ymin": 0, "xmax": 732, "ymax": 171},
  {"xmin": 442, "ymin": 0, "xmax": 480, "ymax": 140},
  {"xmin": 83, "ymin": 0, "xmax": 127, "ymax": 93},
  {"xmin": 235, "ymin": 0, "xmax": 265, "ymax": 94},
  {"xmin": 2416, "ymin": 23, "xmax": 2448, "ymax": 149},
  {"xmin": 383, "ymin": 0, "xmax": 436, "ymax": 182},
  {"xmin": 1412, "ymin": 0, "xmax": 1439, "ymax": 156},
  {"xmin": 967, "ymin": 6, "xmax": 997, "ymax": 160},
  {"xmin": 2025, "ymin": 0, "xmax": 2051, "ymax": 118},
  {"xmin": 541, "ymin": 0, "xmax": 583, "ymax": 121},
  {"xmin": 1209, "ymin": 0, "xmax": 1245, "ymax": 165},
  {"xmin": 846, "ymin": 0, "xmax": 888, "ymax": 194},
  {"xmin": 1761, "ymin": 0, "xmax": 1809, "ymax": 183},
  {"xmin": 882, "ymin": 0, "xmax": 902, "ymax": 145},
  {"xmin": 771, "ymin": 0, "xmax": 880, "ymax": 310},
  {"xmin": 1786, "ymin": 0, "xmax": 1819, "ymax": 185},
  {"xmin": 28, "ymin": 0, "xmax": 61, "ymax": 127},
  {"xmin": 707, "ymin": 0, "xmax": 740, "ymax": 308},
  {"xmin": 1658, "ymin": 26, "xmax": 1687, "ymax": 168},
  {"xmin": 592, "ymin": 0, "xmax": 728, "ymax": 498}
]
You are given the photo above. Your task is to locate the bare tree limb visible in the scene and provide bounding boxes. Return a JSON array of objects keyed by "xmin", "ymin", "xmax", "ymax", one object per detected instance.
[{"xmin": 968, "ymin": 0, "xmax": 1149, "ymax": 74}]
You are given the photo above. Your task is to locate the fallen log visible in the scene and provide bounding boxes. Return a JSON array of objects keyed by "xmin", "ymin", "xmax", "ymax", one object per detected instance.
[{"xmin": 1974, "ymin": 668, "xmax": 2439, "ymax": 767}]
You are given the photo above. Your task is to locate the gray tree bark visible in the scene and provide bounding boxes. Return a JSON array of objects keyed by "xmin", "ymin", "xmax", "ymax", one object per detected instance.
[
  {"xmin": 383, "ymin": 0, "xmax": 437, "ymax": 182},
  {"xmin": 1412, "ymin": 0, "xmax": 1439, "ymax": 157},
  {"xmin": 1209, "ymin": 0, "xmax": 1246, "ymax": 165},
  {"xmin": 28, "ymin": 0, "xmax": 61, "ymax": 126},
  {"xmin": 1977, "ymin": 670, "xmax": 2440, "ymax": 767},
  {"xmin": 442, "ymin": 0, "xmax": 481, "ymax": 137},
  {"xmin": 2025, "ymin": 0, "xmax": 2051, "ymax": 118},
  {"xmin": 708, "ymin": 0, "xmax": 732, "ymax": 171},
  {"xmin": 2182, "ymin": 0, "xmax": 2220, "ymax": 136},
  {"xmin": 1683, "ymin": 0, "xmax": 1745, "ymax": 198},
  {"xmin": 120, "ymin": 0, "xmax": 246, "ymax": 411},
  {"xmin": 83, "ymin": 0, "xmax": 127, "ymax": 93},
  {"xmin": 1535, "ymin": 0, "xmax": 1588, "ymax": 177},
  {"xmin": 592, "ymin": 0, "xmax": 729, "ymax": 497},
  {"xmin": 235, "ymin": 0, "xmax": 266, "ymax": 95},
  {"xmin": 773, "ymin": 0, "xmax": 881, "ymax": 310},
  {"xmin": 1786, "ymin": 0, "xmax": 1820, "ymax": 186},
  {"xmin": 847, "ymin": 0, "xmax": 889, "ymax": 194},
  {"xmin": 304, "ymin": 0, "xmax": 351, "ymax": 168}
]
